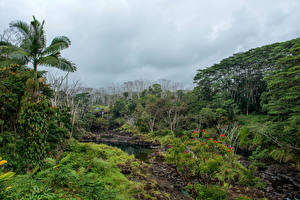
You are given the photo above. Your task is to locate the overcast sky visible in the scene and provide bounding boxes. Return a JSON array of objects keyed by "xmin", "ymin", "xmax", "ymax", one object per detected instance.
[{"xmin": 1, "ymin": 0, "xmax": 300, "ymax": 88}]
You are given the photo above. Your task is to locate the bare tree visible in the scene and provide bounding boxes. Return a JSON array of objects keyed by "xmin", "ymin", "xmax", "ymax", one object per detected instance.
[
  {"xmin": 47, "ymin": 72, "xmax": 69, "ymax": 107},
  {"xmin": 47, "ymin": 72, "xmax": 83, "ymax": 137},
  {"xmin": 161, "ymin": 96, "xmax": 185, "ymax": 134},
  {"xmin": 216, "ymin": 122, "xmax": 241, "ymax": 152}
]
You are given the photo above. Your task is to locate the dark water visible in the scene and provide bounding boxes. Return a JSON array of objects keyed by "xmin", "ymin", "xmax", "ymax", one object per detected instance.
[{"xmin": 99, "ymin": 141, "xmax": 153, "ymax": 162}]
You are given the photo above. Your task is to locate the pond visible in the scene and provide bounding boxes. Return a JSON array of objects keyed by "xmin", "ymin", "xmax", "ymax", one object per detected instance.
[{"xmin": 98, "ymin": 141, "xmax": 154, "ymax": 162}]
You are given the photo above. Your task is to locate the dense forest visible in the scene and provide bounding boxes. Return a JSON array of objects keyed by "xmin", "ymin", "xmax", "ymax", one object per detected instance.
[{"xmin": 0, "ymin": 17, "xmax": 299, "ymax": 200}]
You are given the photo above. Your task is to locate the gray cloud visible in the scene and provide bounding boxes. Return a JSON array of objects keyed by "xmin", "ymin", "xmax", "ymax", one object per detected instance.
[{"xmin": 1, "ymin": 0, "xmax": 300, "ymax": 88}]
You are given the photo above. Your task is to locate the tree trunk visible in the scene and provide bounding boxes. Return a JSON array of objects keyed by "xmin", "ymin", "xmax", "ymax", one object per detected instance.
[{"xmin": 32, "ymin": 61, "xmax": 39, "ymax": 100}]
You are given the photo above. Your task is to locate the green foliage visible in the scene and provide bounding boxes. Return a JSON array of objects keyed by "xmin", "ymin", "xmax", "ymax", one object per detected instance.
[
  {"xmin": 165, "ymin": 130, "xmax": 249, "ymax": 185},
  {"xmin": 119, "ymin": 123, "xmax": 139, "ymax": 135},
  {"xmin": 268, "ymin": 149, "xmax": 295, "ymax": 163},
  {"xmin": 0, "ymin": 64, "xmax": 72, "ymax": 172},
  {"xmin": 0, "ymin": 158, "xmax": 15, "ymax": 199},
  {"xmin": 148, "ymin": 84, "xmax": 162, "ymax": 98},
  {"xmin": 17, "ymin": 98, "xmax": 53, "ymax": 170},
  {"xmin": 0, "ymin": 64, "xmax": 32, "ymax": 132},
  {"xmin": 194, "ymin": 38, "xmax": 300, "ymax": 116},
  {"xmin": 111, "ymin": 99, "xmax": 128, "ymax": 118},
  {"xmin": 152, "ymin": 128, "xmax": 172, "ymax": 137},
  {"xmin": 238, "ymin": 165, "xmax": 262, "ymax": 187},
  {"xmin": 199, "ymin": 107, "xmax": 216, "ymax": 128},
  {"xmin": 260, "ymin": 41, "xmax": 300, "ymax": 151},
  {"xmin": 3, "ymin": 175, "xmax": 60, "ymax": 200},
  {"xmin": 238, "ymin": 127, "xmax": 262, "ymax": 151},
  {"xmin": 249, "ymin": 146, "xmax": 268, "ymax": 169},
  {"xmin": 165, "ymin": 130, "xmax": 263, "ymax": 199},
  {"xmin": 3, "ymin": 142, "xmax": 139, "ymax": 200},
  {"xmin": 193, "ymin": 183, "xmax": 227, "ymax": 200},
  {"xmin": 36, "ymin": 156, "xmax": 116, "ymax": 200},
  {"xmin": 238, "ymin": 114, "xmax": 300, "ymax": 164}
]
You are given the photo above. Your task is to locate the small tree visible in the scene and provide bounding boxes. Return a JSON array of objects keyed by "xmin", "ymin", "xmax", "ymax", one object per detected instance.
[{"xmin": 0, "ymin": 16, "xmax": 76, "ymax": 98}]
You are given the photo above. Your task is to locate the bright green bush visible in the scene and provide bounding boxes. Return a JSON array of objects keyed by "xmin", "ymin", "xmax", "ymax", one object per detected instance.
[
  {"xmin": 166, "ymin": 130, "xmax": 234, "ymax": 183},
  {"xmin": 4, "ymin": 175, "xmax": 60, "ymax": 200},
  {"xmin": 5, "ymin": 142, "xmax": 140, "ymax": 200},
  {"xmin": 166, "ymin": 130, "xmax": 263, "ymax": 198},
  {"xmin": 194, "ymin": 183, "xmax": 227, "ymax": 200},
  {"xmin": 249, "ymin": 146, "xmax": 268, "ymax": 169}
]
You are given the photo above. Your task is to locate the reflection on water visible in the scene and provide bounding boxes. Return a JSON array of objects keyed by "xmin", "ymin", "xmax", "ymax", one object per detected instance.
[{"xmin": 99, "ymin": 141, "xmax": 153, "ymax": 162}]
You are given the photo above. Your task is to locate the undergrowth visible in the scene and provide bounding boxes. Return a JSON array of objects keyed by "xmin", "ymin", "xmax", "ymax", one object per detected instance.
[{"xmin": 2, "ymin": 141, "xmax": 141, "ymax": 200}]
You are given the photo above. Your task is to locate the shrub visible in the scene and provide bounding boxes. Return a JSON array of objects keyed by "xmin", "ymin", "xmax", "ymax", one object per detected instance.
[
  {"xmin": 194, "ymin": 183, "xmax": 227, "ymax": 200},
  {"xmin": 166, "ymin": 130, "xmax": 234, "ymax": 183},
  {"xmin": 152, "ymin": 128, "xmax": 172, "ymax": 137},
  {"xmin": 0, "ymin": 157, "xmax": 15, "ymax": 199},
  {"xmin": 238, "ymin": 127, "xmax": 262, "ymax": 151},
  {"xmin": 166, "ymin": 129, "xmax": 263, "ymax": 199},
  {"xmin": 249, "ymin": 146, "xmax": 268, "ymax": 169},
  {"xmin": 5, "ymin": 142, "xmax": 139, "ymax": 200}
]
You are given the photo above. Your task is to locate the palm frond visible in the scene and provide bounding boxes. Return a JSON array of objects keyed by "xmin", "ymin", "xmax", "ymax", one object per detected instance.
[
  {"xmin": 42, "ymin": 36, "xmax": 71, "ymax": 55},
  {"xmin": 31, "ymin": 16, "xmax": 41, "ymax": 32},
  {"xmin": 20, "ymin": 37, "xmax": 33, "ymax": 52},
  {"xmin": 29, "ymin": 16, "xmax": 46, "ymax": 55},
  {"xmin": 39, "ymin": 20, "xmax": 47, "ymax": 49},
  {"xmin": 0, "ymin": 45, "xmax": 29, "ymax": 57},
  {"xmin": 38, "ymin": 54, "xmax": 76, "ymax": 72},
  {"xmin": 9, "ymin": 21, "xmax": 31, "ymax": 38},
  {"xmin": 0, "ymin": 45, "xmax": 29, "ymax": 66},
  {"xmin": 9, "ymin": 49, "xmax": 29, "ymax": 63},
  {"xmin": 37, "ymin": 55, "xmax": 60, "ymax": 67},
  {"xmin": 57, "ymin": 57, "xmax": 77, "ymax": 72}
]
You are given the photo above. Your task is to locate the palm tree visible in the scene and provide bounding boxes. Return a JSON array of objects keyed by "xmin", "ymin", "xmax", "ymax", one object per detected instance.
[{"xmin": 0, "ymin": 16, "xmax": 76, "ymax": 79}]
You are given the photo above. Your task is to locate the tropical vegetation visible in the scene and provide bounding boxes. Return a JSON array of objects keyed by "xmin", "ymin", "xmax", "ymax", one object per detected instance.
[{"xmin": 0, "ymin": 16, "xmax": 299, "ymax": 199}]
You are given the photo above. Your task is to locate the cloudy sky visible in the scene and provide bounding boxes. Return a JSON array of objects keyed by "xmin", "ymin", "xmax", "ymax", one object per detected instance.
[{"xmin": 1, "ymin": 0, "xmax": 300, "ymax": 88}]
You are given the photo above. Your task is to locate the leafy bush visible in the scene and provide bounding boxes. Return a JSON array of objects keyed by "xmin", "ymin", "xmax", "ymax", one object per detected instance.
[
  {"xmin": 249, "ymin": 146, "xmax": 268, "ymax": 169},
  {"xmin": 268, "ymin": 149, "xmax": 294, "ymax": 163},
  {"xmin": 4, "ymin": 175, "xmax": 59, "ymax": 200},
  {"xmin": 166, "ymin": 130, "xmax": 234, "ymax": 183},
  {"xmin": 4, "ymin": 142, "xmax": 140, "ymax": 200},
  {"xmin": 238, "ymin": 165, "xmax": 262, "ymax": 187},
  {"xmin": 193, "ymin": 183, "xmax": 227, "ymax": 200},
  {"xmin": 166, "ymin": 130, "xmax": 263, "ymax": 199},
  {"xmin": 238, "ymin": 127, "xmax": 262, "ymax": 151},
  {"xmin": 0, "ymin": 65, "xmax": 72, "ymax": 172},
  {"xmin": 16, "ymin": 98, "xmax": 53, "ymax": 171},
  {"xmin": 91, "ymin": 117, "xmax": 109, "ymax": 132},
  {"xmin": 119, "ymin": 123, "xmax": 139, "ymax": 135},
  {"xmin": 152, "ymin": 128, "xmax": 172, "ymax": 137},
  {"xmin": 0, "ymin": 157, "xmax": 15, "ymax": 199}
]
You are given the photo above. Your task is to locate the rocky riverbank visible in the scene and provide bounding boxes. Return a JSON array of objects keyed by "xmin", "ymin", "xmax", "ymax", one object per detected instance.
[
  {"xmin": 81, "ymin": 130, "xmax": 300, "ymax": 200},
  {"xmin": 80, "ymin": 129, "xmax": 160, "ymax": 147},
  {"xmin": 239, "ymin": 157, "xmax": 300, "ymax": 200}
]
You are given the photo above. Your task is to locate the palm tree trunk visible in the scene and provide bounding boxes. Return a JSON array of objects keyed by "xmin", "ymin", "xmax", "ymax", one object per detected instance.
[
  {"xmin": 34, "ymin": 61, "xmax": 38, "ymax": 80},
  {"xmin": 32, "ymin": 61, "xmax": 39, "ymax": 100}
]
